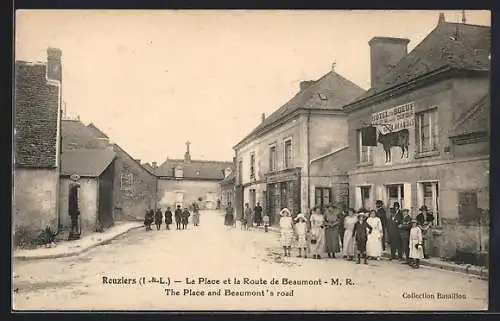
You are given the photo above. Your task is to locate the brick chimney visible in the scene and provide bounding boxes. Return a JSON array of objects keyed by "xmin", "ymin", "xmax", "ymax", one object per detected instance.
[
  {"xmin": 184, "ymin": 141, "xmax": 191, "ymax": 163},
  {"xmin": 152, "ymin": 162, "xmax": 157, "ymax": 168},
  {"xmin": 369, "ymin": 37, "xmax": 410, "ymax": 89},
  {"xmin": 261, "ymin": 113, "xmax": 265, "ymax": 123},
  {"xmin": 300, "ymin": 80, "xmax": 315, "ymax": 91},
  {"xmin": 47, "ymin": 47, "xmax": 62, "ymax": 82},
  {"xmin": 438, "ymin": 12, "xmax": 446, "ymax": 24}
]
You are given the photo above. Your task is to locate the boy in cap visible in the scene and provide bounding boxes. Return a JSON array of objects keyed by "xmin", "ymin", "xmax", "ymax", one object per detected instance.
[{"xmin": 353, "ymin": 211, "xmax": 372, "ymax": 264}]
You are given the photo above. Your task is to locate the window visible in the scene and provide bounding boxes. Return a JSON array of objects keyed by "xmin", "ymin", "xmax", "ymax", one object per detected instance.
[
  {"xmin": 416, "ymin": 108, "xmax": 439, "ymax": 154},
  {"xmin": 269, "ymin": 145, "xmax": 277, "ymax": 172},
  {"xmin": 360, "ymin": 186, "xmax": 371, "ymax": 209},
  {"xmin": 250, "ymin": 153, "xmax": 255, "ymax": 179},
  {"xmin": 419, "ymin": 181, "xmax": 440, "ymax": 226},
  {"xmin": 284, "ymin": 139, "xmax": 293, "ymax": 168},
  {"xmin": 120, "ymin": 173, "xmax": 133, "ymax": 191},
  {"xmin": 315, "ymin": 187, "xmax": 332, "ymax": 212},
  {"xmin": 387, "ymin": 184, "xmax": 404, "ymax": 209},
  {"xmin": 174, "ymin": 166, "xmax": 183, "ymax": 178},
  {"xmin": 238, "ymin": 160, "xmax": 243, "ymax": 184},
  {"xmin": 357, "ymin": 129, "xmax": 373, "ymax": 163},
  {"xmin": 318, "ymin": 93, "xmax": 328, "ymax": 100},
  {"xmin": 458, "ymin": 191, "xmax": 478, "ymax": 224}
]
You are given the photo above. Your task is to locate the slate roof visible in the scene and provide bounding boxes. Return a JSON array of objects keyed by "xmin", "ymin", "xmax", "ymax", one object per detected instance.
[
  {"xmin": 61, "ymin": 119, "xmax": 109, "ymax": 150},
  {"xmin": 14, "ymin": 61, "xmax": 60, "ymax": 168},
  {"xmin": 450, "ymin": 92, "xmax": 490, "ymax": 138},
  {"xmin": 86, "ymin": 123, "xmax": 109, "ymax": 139},
  {"xmin": 61, "ymin": 149, "xmax": 116, "ymax": 177},
  {"xmin": 355, "ymin": 22, "xmax": 490, "ymax": 101},
  {"xmin": 235, "ymin": 70, "xmax": 366, "ymax": 148},
  {"xmin": 156, "ymin": 158, "xmax": 234, "ymax": 180}
]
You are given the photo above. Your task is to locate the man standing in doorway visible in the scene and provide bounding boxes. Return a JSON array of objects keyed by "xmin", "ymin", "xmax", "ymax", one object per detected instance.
[{"xmin": 254, "ymin": 202, "xmax": 263, "ymax": 227}]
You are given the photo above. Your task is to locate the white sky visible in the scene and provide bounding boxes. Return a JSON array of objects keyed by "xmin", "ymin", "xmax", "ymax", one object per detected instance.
[{"xmin": 14, "ymin": 10, "xmax": 490, "ymax": 164}]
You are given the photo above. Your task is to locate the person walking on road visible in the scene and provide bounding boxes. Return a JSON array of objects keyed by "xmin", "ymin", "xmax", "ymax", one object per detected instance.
[
  {"xmin": 174, "ymin": 205, "xmax": 182, "ymax": 230},
  {"xmin": 154, "ymin": 208, "xmax": 163, "ymax": 231},
  {"xmin": 279, "ymin": 207, "xmax": 294, "ymax": 257},
  {"xmin": 164, "ymin": 207, "xmax": 173, "ymax": 230}
]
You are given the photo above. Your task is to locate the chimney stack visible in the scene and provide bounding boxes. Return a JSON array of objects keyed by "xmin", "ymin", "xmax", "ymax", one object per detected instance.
[
  {"xmin": 261, "ymin": 113, "xmax": 265, "ymax": 123},
  {"xmin": 300, "ymin": 80, "xmax": 315, "ymax": 91},
  {"xmin": 369, "ymin": 37, "xmax": 410, "ymax": 89},
  {"xmin": 152, "ymin": 161, "xmax": 157, "ymax": 168},
  {"xmin": 438, "ymin": 12, "xmax": 446, "ymax": 24},
  {"xmin": 47, "ymin": 47, "xmax": 62, "ymax": 82},
  {"xmin": 184, "ymin": 141, "xmax": 191, "ymax": 163}
]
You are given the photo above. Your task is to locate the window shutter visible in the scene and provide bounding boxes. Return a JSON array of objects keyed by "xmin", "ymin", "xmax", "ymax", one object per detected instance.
[
  {"xmin": 361, "ymin": 126, "xmax": 378, "ymax": 146},
  {"xmin": 355, "ymin": 187, "xmax": 362, "ymax": 211},
  {"xmin": 403, "ymin": 183, "xmax": 412, "ymax": 211}
]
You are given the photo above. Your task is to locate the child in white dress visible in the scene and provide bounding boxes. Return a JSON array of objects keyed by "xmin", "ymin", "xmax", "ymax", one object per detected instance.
[
  {"xmin": 294, "ymin": 213, "xmax": 308, "ymax": 258},
  {"xmin": 409, "ymin": 220, "xmax": 424, "ymax": 268}
]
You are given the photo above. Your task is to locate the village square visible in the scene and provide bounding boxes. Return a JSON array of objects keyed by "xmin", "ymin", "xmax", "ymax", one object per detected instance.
[{"xmin": 12, "ymin": 11, "xmax": 490, "ymax": 311}]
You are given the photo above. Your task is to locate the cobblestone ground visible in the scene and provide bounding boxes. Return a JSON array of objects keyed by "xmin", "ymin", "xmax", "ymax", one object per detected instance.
[{"xmin": 12, "ymin": 210, "xmax": 488, "ymax": 311}]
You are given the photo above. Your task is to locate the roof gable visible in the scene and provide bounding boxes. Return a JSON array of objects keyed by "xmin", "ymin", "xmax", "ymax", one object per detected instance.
[
  {"xmin": 451, "ymin": 93, "xmax": 490, "ymax": 138},
  {"xmin": 62, "ymin": 119, "xmax": 109, "ymax": 150},
  {"xmin": 86, "ymin": 123, "xmax": 109, "ymax": 139},
  {"xmin": 358, "ymin": 22, "xmax": 490, "ymax": 100},
  {"xmin": 156, "ymin": 158, "xmax": 234, "ymax": 180},
  {"xmin": 61, "ymin": 149, "xmax": 116, "ymax": 177},
  {"xmin": 236, "ymin": 70, "xmax": 365, "ymax": 148}
]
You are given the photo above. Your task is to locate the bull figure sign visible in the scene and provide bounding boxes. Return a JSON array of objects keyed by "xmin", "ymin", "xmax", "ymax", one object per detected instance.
[{"xmin": 377, "ymin": 128, "xmax": 410, "ymax": 163}]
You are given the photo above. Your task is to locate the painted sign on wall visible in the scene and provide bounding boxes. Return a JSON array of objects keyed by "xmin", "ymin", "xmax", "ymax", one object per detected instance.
[{"xmin": 371, "ymin": 102, "xmax": 415, "ymax": 134}]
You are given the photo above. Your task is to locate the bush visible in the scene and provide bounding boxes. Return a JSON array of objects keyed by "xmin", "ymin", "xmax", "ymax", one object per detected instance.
[{"xmin": 14, "ymin": 226, "xmax": 57, "ymax": 249}]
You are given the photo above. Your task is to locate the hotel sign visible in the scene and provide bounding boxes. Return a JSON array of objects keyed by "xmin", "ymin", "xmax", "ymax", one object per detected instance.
[{"xmin": 371, "ymin": 102, "xmax": 415, "ymax": 134}]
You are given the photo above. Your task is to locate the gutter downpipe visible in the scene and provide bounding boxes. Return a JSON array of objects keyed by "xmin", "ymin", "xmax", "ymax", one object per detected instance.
[{"xmin": 306, "ymin": 110, "xmax": 311, "ymax": 212}]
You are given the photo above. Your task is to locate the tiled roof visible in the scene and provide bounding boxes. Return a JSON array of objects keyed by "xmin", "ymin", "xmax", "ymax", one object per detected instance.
[
  {"xmin": 86, "ymin": 123, "xmax": 109, "ymax": 139},
  {"xmin": 356, "ymin": 22, "xmax": 490, "ymax": 101},
  {"xmin": 61, "ymin": 119, "xmax": 109, "ymax": 150},
  {"xmin": 14, "ymin": 61, "xmax": 59, "ymax": 168},
  {"xmin": 156, "ymin": 158, "xmax": 234, "ymax": 180},
  {"xmin": 235, "ymin": 70, "xmax": 366, "ymax": 148},
  {"xmin": 61, "ymin": 149, "xmax": 116, "ymax": 177},
  {"xmin": 450, "ymin": 93, "xmax": 490, "ymax": 138}
]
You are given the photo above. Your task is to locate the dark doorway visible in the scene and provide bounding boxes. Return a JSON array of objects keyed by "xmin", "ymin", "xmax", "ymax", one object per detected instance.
[{"xmin": 98, "ymin": 161, "xmax": 115, "ymax": 230}]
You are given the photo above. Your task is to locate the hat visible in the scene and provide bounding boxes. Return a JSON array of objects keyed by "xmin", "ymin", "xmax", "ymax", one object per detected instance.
[
  {"xmin": 295, "ymin": 213, "xmax": 307, "ymax": 221},
  {"xmin": 357, "ymin": 212, "xmax": 368, "ymax": 218},
  {"xmin": 419, "ymin": 205, "xmax": 428, "ymax": 212},
  {"xmin": 280, "ymin": 208, "xmax": 291, "ymax": 216}
]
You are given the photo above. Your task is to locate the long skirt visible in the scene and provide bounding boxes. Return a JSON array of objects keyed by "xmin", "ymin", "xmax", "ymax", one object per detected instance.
[
  {"xmin": 409, "ymin": 238, "xmax": 424, "ymax": 259},
  {"xmin": 342, "ymin": 230, "xmax": 355, "ymax": 256},
  {"xmin": 280, "ymin": 229, "xmax": 294, "ymax": 247},
  {"xmin": 366, "ymin": 232, "xmax": 382, "ymax": 257},
  {"xmin": 193, "ymin": 213, "xmax": 200, "ymax": 225},
  {"xmin": 309, "ymin": 228, "xmax": 325, "ymax": 255},
  {"xmin": 324, "ymin": 227, "xmax": 341, "ymax": 253},
  {"xmin": 296, "ymin": 233, "xmax": 307, "ymax": 248}
]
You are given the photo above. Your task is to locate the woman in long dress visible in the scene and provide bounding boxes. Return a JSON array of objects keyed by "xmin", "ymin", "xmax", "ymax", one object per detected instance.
[
  {"xmin": 192, "ymin": 203, "xmax": 200, "ymax": 226},
  {"xmin": 342, "ymin": 208, "xmax": 357, "ymax": 260},
  {"xmin": 366, "ymin": 209, "xmax": 383, "ymax": 260},
  {"xmin": 324, "ymin": 204, "xmax": 341, "ymax": 258},
  {"xmin": 279, "ymin": 208, "xmax": 294, "ymax": 257},
  {"xmin": 309, "ymin": 207, "xmax": 326, "ymax": 259},
  {"xmin": 294, "ymin": 213, "xmax": 308, "ymax": 258}
]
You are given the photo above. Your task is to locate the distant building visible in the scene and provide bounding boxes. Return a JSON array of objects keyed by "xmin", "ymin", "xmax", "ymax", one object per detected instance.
[
  {"xmin": 59, "ymin": 149, "xmax": 116, "ymax": 233},
  {"xmin": 13, "ymin": 48, "xmax": 63, "ymax": 239},
  {"xmin": 61, "ymin": 119, "xmax": 157, "ymax": 220},
  {"xmin": 233, "ymin": 67, "xmax": 365, "ymax": 224},
  {"xmin": 343, "ymin": 15, "xmax": 490, "ymax": 259},
  {"xmin": 220, "ymin": 166, "xmax": 235, "ymax": 208},
  {"xmin": 155, "ymin": 142, "xmax": 233, "ymax": 210}
]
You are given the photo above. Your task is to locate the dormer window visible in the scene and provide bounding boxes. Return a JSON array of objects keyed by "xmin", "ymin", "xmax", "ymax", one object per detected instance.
[
  {"xmin": 318, "ymin": 93, "xmax": 328, "ymax": 100},
  {"xmin": 174, "ymin": 166, "xmax": 183, "ymax": 178},
  {"xmin": 196, "ymin": 170, "xmax": 200, "ymax": 176}
]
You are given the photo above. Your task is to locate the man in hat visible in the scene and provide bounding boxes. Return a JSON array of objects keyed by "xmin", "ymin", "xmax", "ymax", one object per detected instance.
[
  {"xmin": 174, "ymin": 205, "xmax": 183, "ymax": 230},
  {"xmin": 388, "ymin": 202, "xmax": 403, "ymax": 260},
  {"xmin": 375, "ymin": 200, "xmax": 388, "ymax": 251},
  {"xmin": 398, "ymin": 209, "xmax": 412, "ymax": 264}
]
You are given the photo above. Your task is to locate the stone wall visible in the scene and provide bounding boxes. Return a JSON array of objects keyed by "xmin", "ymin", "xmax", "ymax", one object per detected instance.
[{"xmin": 59, "ymin": 177, "xmax": 98, "ymax": 234}]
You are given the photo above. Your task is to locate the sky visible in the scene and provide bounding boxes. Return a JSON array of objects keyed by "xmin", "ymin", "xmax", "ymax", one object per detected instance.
[{"xmin": 14, "ymin": 10, "xmax": 490, "ymax": 165}]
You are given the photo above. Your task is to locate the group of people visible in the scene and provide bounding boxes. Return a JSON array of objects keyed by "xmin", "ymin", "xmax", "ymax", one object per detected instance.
[
  {"xmin": 224, "ymin": 202, "xmax": 271, "ymax": 232},
  {"xmin": 278, "ymin": 200, "xmax": 435, "ymax": 269},
  {"xmin": 144, "ymin": 202, "xmax": 201, "ymax": 231}
]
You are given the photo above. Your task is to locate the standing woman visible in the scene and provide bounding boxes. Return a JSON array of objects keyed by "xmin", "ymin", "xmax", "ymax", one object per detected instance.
[
  {"xmin": 154, "ymin": 208, "xmax": 163, "ymax": 231},
  {"xmin": 225, "ymin": 202, "xmax": 234, "ymax": 226},
  {"xmin": 324, "ymin": 204, "xmax": 341, "ymax": 258},
  {"xmin": 192, "ymin": 202, "xmax": 200, "ymax": 227},
  {"xmin": 309, "ymin": 207, "xmax": 326, "ymax": 259},
  {"xmin": 342, "ymin": 208, "xmax": 357, "ymax": 260},
  {"xmin": 164, "ymin": 207, "xmax": 173, "ymax": 230},
  {"xmin": 366, "ymin": 209, "xmax": 383, "ymax": 260},
  {"xmin": 279, "ymin": 208, "xmax": 294, "ymax": 257}
]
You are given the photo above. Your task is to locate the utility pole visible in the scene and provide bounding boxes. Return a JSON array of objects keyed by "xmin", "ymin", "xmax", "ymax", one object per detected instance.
[{"xmin": 462, "ymin": 10, "xmax": 467, "ymax": 24}]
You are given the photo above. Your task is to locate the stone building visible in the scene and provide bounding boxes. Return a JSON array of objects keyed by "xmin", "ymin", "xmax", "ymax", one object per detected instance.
[
  {"xmin": 155, "ymin": 142, "xmax": 233, "ymax": 210},
  {"xmin": 233, "ymin": 66, "xmax": 365, "ymax": 224},
  {"xmin": 13, "ymin": 48, "xmax": 63, "ymax": 239},
  {"xmin": 61, "ymin": 119, "xmax": 157, "ymax": 220},
  {"xmin": 343, "ymin": 15, "xmax": 490, "ymax": 260},
  {"xmin": 220, "ymin": 170, "xmax": 235, "ymax": 208},
  {"xmin": 59, "ymin": 149, "xmax": 116, "ymax": 233}
]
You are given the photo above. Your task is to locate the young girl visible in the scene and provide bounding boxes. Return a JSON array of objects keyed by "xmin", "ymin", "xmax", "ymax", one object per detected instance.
[
  {"xmin": 263, "ymin": 213, "xmax": 270, "ymax": 232},
  {"xmin": 294, "ymin": 213, "xmax": 308, "ymax": 258},
  {"xmin": 279, "ymin": 208, "xmax": 294, "ymax": 257},
  {"xmin": 409, "ymin": 219, "xmax": 424, "ymax": 268},
  {"xmin": 353, "ymin": 211, "xmax": 373, "ymax": 264}
]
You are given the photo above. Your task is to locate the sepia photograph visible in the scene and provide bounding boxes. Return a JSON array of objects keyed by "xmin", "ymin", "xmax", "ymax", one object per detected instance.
[{"xmin": 12, "ymin": 9, "xmax": 490, "ymax": 311}]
